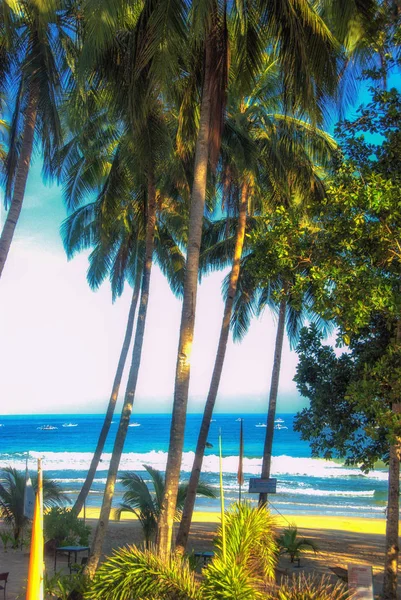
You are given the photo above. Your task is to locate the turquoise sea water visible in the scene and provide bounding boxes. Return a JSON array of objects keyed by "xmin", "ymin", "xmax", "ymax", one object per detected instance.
[{"xmin": 0, "ymin": 414, "xmax": 388, "ymax": 518}]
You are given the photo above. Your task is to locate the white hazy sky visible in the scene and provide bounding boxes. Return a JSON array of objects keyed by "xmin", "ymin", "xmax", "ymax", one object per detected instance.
[{"xmin": 0, "ymin": 162, "xmax": 307, "ymax": 415}]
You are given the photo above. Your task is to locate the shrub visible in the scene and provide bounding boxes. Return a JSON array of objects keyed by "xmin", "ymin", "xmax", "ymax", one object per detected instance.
[
  {"xmin": 44, "ymin": 508, "xmax": 91, "ymax": 547},
  {"xmin": 271, "ymin": 574, "xmax": 353, "ymax": 600}
]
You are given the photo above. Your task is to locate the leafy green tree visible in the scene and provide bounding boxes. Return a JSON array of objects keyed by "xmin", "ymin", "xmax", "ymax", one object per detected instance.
[
  {"xmin": 0, "ymin": 0, "xmax": 73, "ymax": 277},
  {"xmin": 117, "ymin": 466, "xmax": 216, "ymax": 548},
  {"xmin": 290, "ymin": 82, "xmax": 401, "ymax": 598},
  {"xmin": 0, "ymin": 466, "xmax": 68, "ymax": 542}
]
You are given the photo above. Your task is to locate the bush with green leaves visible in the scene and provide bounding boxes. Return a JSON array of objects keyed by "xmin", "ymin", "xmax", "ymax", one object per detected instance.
[
  {"xmin": 278, "ymin": 525, "xmax": 318, "ymax": 563},
  {"xmin": 269, "ymin": 574, "xmax": 353, "ymax": 600},
  {"xmin": 44, "ymin": 507, "xmax": 91, "ymax": 547},
  {"xmin": 86, "ymin": 502, "xmax": 277, "ymax": 600},
  {"xmin": 45, "ymin": 571, "xmax": 88, "ymax": 600}
]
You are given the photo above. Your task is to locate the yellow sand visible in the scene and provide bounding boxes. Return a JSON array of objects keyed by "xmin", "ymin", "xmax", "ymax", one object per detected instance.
[{"xmin": 81, "ymin": 507, "xmax": 386, "ymax": 535}]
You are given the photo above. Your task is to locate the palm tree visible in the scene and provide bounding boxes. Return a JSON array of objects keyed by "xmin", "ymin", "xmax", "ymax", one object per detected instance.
[
  {"xmin": 158, "ymin": 0, "xmax": 359, "ymax": 556},
  {"xmin": 57, "ymin": 108, "xmax": 185, "ymax": 517},
  {"xmin": 176, "ymin": 75, "xmax": 337, "ymax": 550},
  {"xmin": 75, "ymin": 1, "xmax": 191, "ymax": 571},
  {"xmin": 0, "ymin": 0, "xmax": 73, "ymax": 278},
  {"xmin": 0, "ymin": 466, "xmax": 68, "ymax": 542},
  {"xmin": 86, "ymin": 502, "xmax": 278, "ymax": 600},
  {"xmin": 117, "ymin": 465, "xmax": 216, "ymax": 548},
  {"xmin": 229, "ymin": 208, "xmax": 332, "ymax": 506}
]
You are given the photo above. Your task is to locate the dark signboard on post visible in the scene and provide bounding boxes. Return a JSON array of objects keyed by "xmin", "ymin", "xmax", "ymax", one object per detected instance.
[{"xmin": 248, "ymin": 478, "xmax": 277, "ymax": 494}]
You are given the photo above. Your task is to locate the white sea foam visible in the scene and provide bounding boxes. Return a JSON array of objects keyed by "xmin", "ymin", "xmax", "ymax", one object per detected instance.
[{"xmin": 0, "ymin": 451, "xmax": 388, "ymax": 481}]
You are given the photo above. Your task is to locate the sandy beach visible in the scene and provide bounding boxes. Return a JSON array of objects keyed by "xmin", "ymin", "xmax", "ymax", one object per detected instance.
[{"xmin": 1, "ymin": 512, "xmax": 393, "ymax": 599}]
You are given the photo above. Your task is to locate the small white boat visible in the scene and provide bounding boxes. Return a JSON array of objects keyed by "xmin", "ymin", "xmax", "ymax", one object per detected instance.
[
  {"xmin": 129, "ymin": 423, "xmax": 141, "ymax": 427},
  {"xmin": 274, "ymin": 424, "xmax": 288, "ymax": 430},
  {"xmin": 37, "ymin": 425, "xmax": 58, "ymax": 430},
  {"xmin": 275, "ymin": 418, "xmax": 285, "ymax": 423},
  {"xmin": 235, "ymin": 418, "xmax": 242, "ymax": 422},
  {"xmin": 255, "ymin": 423, "xmax": 267, "ymax": 428},
  {"xmin": 62, "ymin": 423, "xmax": 78, "ymax": 428}
]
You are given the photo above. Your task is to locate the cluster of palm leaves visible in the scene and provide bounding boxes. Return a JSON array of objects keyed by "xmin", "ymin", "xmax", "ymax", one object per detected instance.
[
  {"xmin": 0, "ymin": 466, "xmax": 67, "ymax": 542},
  {"xmin": 86, "ymin": 503, "xmax": 352, "ymax": 600},
  {"xmin": 0, "ymin": 0, "xmax": 397, "ymax": 592},
  {"xmin": 116, "ymin": 465, "xmax": 216, "ymax": 548}
]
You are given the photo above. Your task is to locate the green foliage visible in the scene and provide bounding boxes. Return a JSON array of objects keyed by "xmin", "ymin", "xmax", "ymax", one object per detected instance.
[
  {"xmin": 294, "ymin": 319, "xmax": 401, "ymax": 470},
  {"xmin": 277, "ymin": 525, "xmax": 318, "ymax": 563},
  {"xmin": 117, "ymin": 465, "xmax": 216, "ymax": 547},
  {"xmin": 0, "ymin": 467, "xmax": 68, "ymax": 542},
  {"xmin": 44, "ymin": 507, "xmax": 91, "ymax": 547},
  {"xmin": 86, "ymin": 502, "xmax": 277, "ymax": 599},
  {"xmin": 268, "ymin": 574, "xmax": 352, "ymax": 600},
  {"xmin": 0, "ymin": 530, "xmax": 13, "ymax": 551},
  {"xmin": 44, "ymin": 571, "xmax": 88, "ymax": 600}
]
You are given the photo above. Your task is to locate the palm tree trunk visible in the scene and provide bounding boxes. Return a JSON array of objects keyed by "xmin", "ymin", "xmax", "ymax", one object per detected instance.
[
  {"xmin": 259, "ymin": 295, "xmax": 287, "ymax": 506},
  {"xmin": 157, "ymin": 44, "xmax": 212, "ymax": 558},
  {"xmin": 175, "ymin": 182, "xmax": 248, "ymax": 553},
  {"xmin": 0, "ymin": 84, "xmax": 38, "ymax": 278},
  {"xmin": 85, "ymin": 175, "xmax": 157, "ymax": 577},
  {"xmin": 383, "ymin": 420, "xmax": 400, "ymax": 600},
  {"xmin": 73, "ymin": 273, "xmax": 141, "ymax": 515}
]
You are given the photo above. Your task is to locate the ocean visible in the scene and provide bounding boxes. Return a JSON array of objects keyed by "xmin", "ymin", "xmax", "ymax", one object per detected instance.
[{"xmin": 0, "ymin": 413, "xmax": 388, "ymax": 519}]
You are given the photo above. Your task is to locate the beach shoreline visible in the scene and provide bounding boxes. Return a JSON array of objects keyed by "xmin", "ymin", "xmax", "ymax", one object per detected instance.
[{"xmin": 80, "ymin": 507, "xmax": 387, "ymax": 534}]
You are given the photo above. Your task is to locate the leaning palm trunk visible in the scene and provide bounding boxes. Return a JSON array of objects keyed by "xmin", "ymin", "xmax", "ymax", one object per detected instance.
[
  {"xmin": 157, "ymin": 46, "xmax": 213, "ymax": 558},
  {"xmin": 73, "ymin": 273, "xmax": 141, "ymax": 515},
  {"xmin": 85, "ymin": 176, "xmax": 157, "ymax": 577},
  {"xmin": 0, "ymin": 84, "xmax": 38, "ymax": 278},
  {"xmin": 175, "ymin": 183, "xmax": 248, "ymax": 552},
  {"xmin": 259, "ymin": 295, "xmax": 287, "ymax": 506}
]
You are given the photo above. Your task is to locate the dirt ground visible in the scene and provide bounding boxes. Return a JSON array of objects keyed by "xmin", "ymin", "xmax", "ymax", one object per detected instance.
[{"xmin": 0, "ymin": 519, "xmax": 395, "ymax": 599}]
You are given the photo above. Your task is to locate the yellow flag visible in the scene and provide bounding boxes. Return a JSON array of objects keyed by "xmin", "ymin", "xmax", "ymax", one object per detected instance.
[{"xmin": 26, "ymin": 459, "xmax": 43, "ymax": 600}]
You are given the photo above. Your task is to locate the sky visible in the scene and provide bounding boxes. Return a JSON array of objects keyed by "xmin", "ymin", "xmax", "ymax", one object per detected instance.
[
  {"xmin": 4, "ymin": 70, "xmax": 396, "ymax": 417},
  {"xmin": 0, "ymin": 161, "xmax": 307, "ymax": 416}
]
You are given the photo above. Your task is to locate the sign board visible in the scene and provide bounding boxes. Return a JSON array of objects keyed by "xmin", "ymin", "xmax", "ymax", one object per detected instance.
[
  {"xmin": 348, "ymin": 565, "xmax": 374, "ymax": 600},
  {"xmin": 248, "ymin": 478, "xmax": 277, "ymax": 494}
]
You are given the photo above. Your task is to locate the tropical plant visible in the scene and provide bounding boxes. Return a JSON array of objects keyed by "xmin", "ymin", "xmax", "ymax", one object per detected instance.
[
  {"xmin": 86, "ymin": 502, "xmax": 278, "ymax": 600},
  {"xmin": 0, "ymin": 0, "xmax": 73, "ymax": 277},
  {"xmin": 0, "ymin": 467, "xmax": 68, "ymax": 542},
  {"xmin": 74, "ymin": 2, "xmax": 188, "ymax": 574},
  {"xmin": 278, "ymin": 525, "xmax": 318, "ymax": 564},
  {"xmin": 0, "ymin": 530, "xmax": 12, "ymax": 552},
  {"xmin": 269, "ymin": 574, "xmax": 352, "ymax": 600},
  {"xmin": 159, "ymin": 0, "xmax": 369, "ymax": 555},
  {"xmin": 176, "ymin": 63, "xmax": 337, "ymax": 549},
  {"xmin": 44, "ymin": 571, "xmax": 88, "ymax": 600},
  {"xmin": 116, "ymin": 465, "xmax": 216, "ymax": 548},
  {"xmin": 44, "ymin": 507, "xmax": 91, "ymax": 547},
  {"xmin": 58, "ymin": 119, "xmax": 185, "ymax": 518}
]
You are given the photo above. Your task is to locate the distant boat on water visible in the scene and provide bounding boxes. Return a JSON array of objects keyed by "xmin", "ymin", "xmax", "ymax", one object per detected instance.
[
  {"xmin": 255, "ymin": 423, "xmax": 267, "ymax": 428},
  {"xmin": 62, "ymin": 423, "xmax": 78, "ymax": 428},
  {"xmin": 129, "ymin": 423, "xmax": 141, "ymax": 427},
  {"xmin": 37, "ymin": 425, "xmax": 58, "ymax": 430},
  {"xmin": 274, "ymin": 423, "xmax": 288, "ymax": 430},
  {"xmin": 275, "ymin": 418, "xmax": 285, "ymax": 423}
]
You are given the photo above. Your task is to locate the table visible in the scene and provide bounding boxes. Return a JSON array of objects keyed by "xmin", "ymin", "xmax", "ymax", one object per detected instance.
[
  {"xmin": 194, "ymin": 551, "xmax": 214, "ymax": 566},
  {"xmin": 54, "ymin": 546, "xmax": 90, "ymax": 573}
]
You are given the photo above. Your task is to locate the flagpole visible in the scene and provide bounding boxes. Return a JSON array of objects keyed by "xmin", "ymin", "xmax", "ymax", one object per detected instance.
[
  {"xmin": 238, "ymin": 418, "xmax": 244, "ymax": 503},
  {"xmin": 219, "ymin": 429, "xmax": 226, "ymax": 563},
  {"xmin": 26, "ymin": 458, "xmax": 44, "ymax": 600}
]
